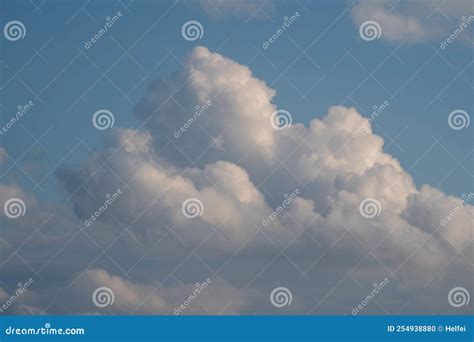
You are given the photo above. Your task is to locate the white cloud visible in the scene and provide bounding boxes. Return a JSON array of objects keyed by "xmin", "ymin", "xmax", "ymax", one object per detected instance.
[
  {"xmin": 352, "ymin": 0, "xmax": 473, "ymax": 43},
  {"xmin": 134, "ymin": 46, "xmax": 277, "ymax": 168},
  {"xmin": 10, "ymin": 269, "xmax": 251, "ymax": 315},
  {"xmin": 1, "ymin": 46, "xmax": 472, "ymax": 315}
]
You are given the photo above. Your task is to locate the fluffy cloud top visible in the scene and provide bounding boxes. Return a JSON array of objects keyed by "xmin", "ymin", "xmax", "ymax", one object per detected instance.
[{"xmin": 1, "ymin": 46, "xmax": 472, "ymax": 315}]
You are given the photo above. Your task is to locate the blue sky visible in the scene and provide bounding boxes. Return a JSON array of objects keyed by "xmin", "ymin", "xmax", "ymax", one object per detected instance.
[{"xmin": 1, "ymin": 0, "xmax": 472, "ymax": 201}]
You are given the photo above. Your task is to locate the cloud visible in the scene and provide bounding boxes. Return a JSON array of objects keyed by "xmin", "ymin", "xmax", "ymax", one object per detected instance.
[
  {"xmin": 134, "ymin": 46, "xmax": 277, "ymax": 169},
  {"xmin": 1, "ymin": 46, "xmax": 472, "ymax": 315},
  {"xmin": 0, "ymin": 282, "xmax": 40, "ymax": 315},
  {"xmin": 198, "ymin": 0, "xmax": 273, "ymax": 19},
  {"xmin": 5, "ymin": 269, "xmax": 251, "ymax": 315},
  {"xmin": 352, "ymin": 0, "xmax": 473, "ymax": 43},
  {"xmin": 403, "ymin": 186, "xmax": 472, "ymax": 250}
]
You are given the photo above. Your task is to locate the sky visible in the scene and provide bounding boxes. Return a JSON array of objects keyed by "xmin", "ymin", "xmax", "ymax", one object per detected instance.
[{"xmin": 0, "ymin": 0, "xmax": 472, "ymax": 315}]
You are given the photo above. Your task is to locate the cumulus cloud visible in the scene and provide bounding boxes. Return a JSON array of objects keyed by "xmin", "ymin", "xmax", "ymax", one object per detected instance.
[
  {"xmin": 1, "ymin": 46, "xmax": 472, "ymax": 315},
  {"xmin": 134, "ymin": 46, "xmax": 277, "ymax": 169},
  {"xmin": 40, "ymin": 269, "xmax": 249, "ymax": 315},
  {"xmin": 0, "ymin": 268, "xmax": 250, "ymax": 315},
  {"xmin": 352, "ymin": 0, "xmax": 473, "ymax": 43}
]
